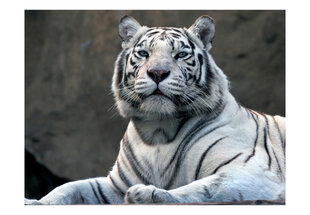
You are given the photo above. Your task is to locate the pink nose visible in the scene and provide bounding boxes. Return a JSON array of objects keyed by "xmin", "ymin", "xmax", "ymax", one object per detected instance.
[{"xmin": 147, "ymin": 69, "xmax": 170, "ymax": 84}]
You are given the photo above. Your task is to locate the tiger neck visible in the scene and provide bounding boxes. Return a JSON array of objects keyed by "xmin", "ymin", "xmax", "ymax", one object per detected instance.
[
  {"xmin": 131, "ymin": 117, "xmax": 188, "ymax": 145},
  {"xmin": 130, "ymin": 92, "xmax": 236, "ymax": 145}
]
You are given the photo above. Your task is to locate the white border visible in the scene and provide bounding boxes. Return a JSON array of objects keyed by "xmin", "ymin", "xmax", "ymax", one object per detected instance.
[{"xmin": 1, "ymin": 0, "xmax": 310, "ymax": 214}]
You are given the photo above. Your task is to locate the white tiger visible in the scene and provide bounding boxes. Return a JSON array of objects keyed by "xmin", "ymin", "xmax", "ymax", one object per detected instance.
[{"xmin": 25, "ymin": 15, "xmax": 285, "ymax": 204}]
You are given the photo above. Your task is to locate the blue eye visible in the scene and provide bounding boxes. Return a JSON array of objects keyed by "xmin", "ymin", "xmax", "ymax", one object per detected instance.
[
  {"xmin": 176, "ymin": 52, "xmax": 188, "ymax": 59},
  {"xmin": 138, "ymin": 50, "xmax": 149, "ymax": 58}
]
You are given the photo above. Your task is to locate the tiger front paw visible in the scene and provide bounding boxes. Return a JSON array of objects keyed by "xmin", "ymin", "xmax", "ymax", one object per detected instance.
[{"xmin": 125, "ymin": 184, "xmax": 177, "ymax": 204}]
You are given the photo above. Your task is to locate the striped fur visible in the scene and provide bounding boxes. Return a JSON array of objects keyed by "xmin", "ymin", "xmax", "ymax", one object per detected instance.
[{"xmin": 25, "ymin": 15, "xmax": 285, "ymax": 205}]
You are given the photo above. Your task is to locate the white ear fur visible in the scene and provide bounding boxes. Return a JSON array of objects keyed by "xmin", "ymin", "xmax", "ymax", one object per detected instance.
[
  {"xmin": 119, "ymin": 15, "xmax": 142, "ymax": 43},
  {"xmin": 188, "ymin": 15, "xmax": 215, "ymax": 51}
]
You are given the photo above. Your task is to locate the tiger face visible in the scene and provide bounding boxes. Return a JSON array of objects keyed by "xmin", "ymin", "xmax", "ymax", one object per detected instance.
[{"xmin": 112, "ymin": 16, "xmax": 229, "ymax": 120}]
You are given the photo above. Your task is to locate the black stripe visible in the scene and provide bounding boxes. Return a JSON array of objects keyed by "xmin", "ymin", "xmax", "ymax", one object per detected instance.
[
  {"xmin": 145, "ymin": 30, "xmax": 160, "ymax": 37},
  {"xmin": 122, "ymin": 134, "xmax": 152, "ymax": 184},
  {"xmin": 129, "ymin": 57, "xmax": 136, "ymax": 66},
  {"xmin": 79, "ymin": 192, "xmax": 85, "ymax": 204},
  {"xmin": 186, "ymin": 60, "xmax": 196, "ymax": 67},
  {"xmin": 260, "ymin": 114, "xmax": 272, "ymax": 169},
  {"xmin": 117, "ymin": 160, "xmax": 132, "ymax": 187},
  {"xmin": 185, "ymin": 71, "xmax": 191, "ymax": 81},
  {"xmin": 116, "ymin": 50, "xmax": 127, "ymax": 86},
  {"xmin": 136, "ymin": 39, "xmax": 146, "ymax": 48},
  {"xmin": 191, "ymin": 123, "xmax": 228, "ymax": 152},
  {"xmin": 187, "ymin": 37, "xmax": 196, "ymax": 51},
  {"xmin": 149, "ymin": 37, "xmax": 156, "ymax": 48},
  {"xmin": 95, "ymin": 179, "xmax": 110, "ymax": 204},
  {"xmin": 133, "ymin": 52, "xmax": 142, "ymax": 60},
  {"xmin": 124, "ymin": 53, "xmax": 129, "ymax": 69},
  {"xmin": 212, "ymin": 153, "xmax": 243, "ymax": 174},
  {"xmin": 272, "ymin": 116, "xmax": 285, "ymax": 153},
  {"xmin": 109, "ymin": 175, "xmax": 125, "ymax": 195},
  {"xmin": 180, "ymin": 41, "xmax": 190, "ymax": 49},
  {"xmin": 135, "ymin": 81, "xmax": 147, "ymax": 86},
  {"xmin": 89, "ymin": 181, "xmax": 101, "ymax": 204},
  {"xmin": 144, "ymin": 28, "xmax": 153, "ymax": 34},
  {"xmin": 169, "ymin": 82, "xmax": 184, "ymax": 88},
  {"xmin": 186, "ymin": 67, "xmax": 193, "ymax": 73},
  {"xmin": 203, "ymin": 185, "xmax": 212, "ymax": 199},
  {"xmin": 133, "ymin": 34, "xmax": 144, "ymax": 48},
  {"xmin": 171, "ymin": 28, "xmax": 184, "ymax": 34},
  {"xmin": 170, "ymin": 32, "xmax": 181, "ymax": 38},
  {"xmin": 127, "ymin": 71, "xmax": 135, "ymax": 78},
  {"xmin": 264, "ymin": 126, "xmax": 272, "ymax": 169},
  {"xmin": 197, "ymin": 54, "xmax": 203, "ymax": 84},
  {"xmin": 204, "ymin": 53, "xmax": 213, "ymax": 95},
  {"xmin": 244, "ymin": 106, "xmax": 251, "ymax": 118},
  {"xmin": 169, "ymin": 38, "xmax": 175, "ymax": 50},
  {"xmin": 133, "ymin": 65, "xmax": 139, "ymax": 72},
  {"xmin": 195, "ymin": 136, "xmax": 227, "ymax": 180},
  {"xmin": 272, "ymin": 148, "xmax": 283, "ymax": 179},
  {"xmin": 135, "ymin": 86, "xmax": 149, "ymax": 91},
  {"xmin": 244, "ymin": 111, "xmax": 259, "ymax": 163},
  {"xmin": 183, "ymin": 55, "xmax": 192, "ymax": 61},
  {"xmin": 123, "ymin": 53, "xmax": 130, "ymax": 86}
]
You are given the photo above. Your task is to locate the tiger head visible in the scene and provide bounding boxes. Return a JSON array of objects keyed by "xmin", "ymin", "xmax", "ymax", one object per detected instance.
[{"xmin": 112, "ymin": 15, "xmax": 229, "ymax": 120}]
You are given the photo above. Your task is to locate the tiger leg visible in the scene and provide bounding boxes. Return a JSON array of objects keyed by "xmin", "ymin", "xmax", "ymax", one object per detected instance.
[
  {"xmin": 125, "ymin": 172, "xmax": 283, "ymax": 203},
  {"xmin": 25, "ymin": 177, "xmax": 124, "ymax": 205}
]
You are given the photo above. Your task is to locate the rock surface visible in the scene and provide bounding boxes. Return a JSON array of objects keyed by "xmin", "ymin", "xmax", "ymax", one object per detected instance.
[{"xmin": 25, "ymin": 10, "xmax": 285, "ymax": 189}]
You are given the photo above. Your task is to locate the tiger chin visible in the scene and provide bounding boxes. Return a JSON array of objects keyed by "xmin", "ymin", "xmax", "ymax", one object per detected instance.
[{"xmin": 25, "ymin": 15, "xmax": 285, "ymax": 205}]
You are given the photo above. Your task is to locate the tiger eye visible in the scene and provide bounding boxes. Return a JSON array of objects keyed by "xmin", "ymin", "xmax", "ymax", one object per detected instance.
[
  {"xmin": 138, "ymin": 50, "xmax": 149, "ymax": 58},
  {"xmin": 175, "ymin": 52, "xmax": 188, "ymax": 59}
]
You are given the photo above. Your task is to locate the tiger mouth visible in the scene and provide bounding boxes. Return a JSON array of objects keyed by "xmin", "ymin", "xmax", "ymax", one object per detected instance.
[
  {"xmin": 138, "ymin": 87, "xmax": 172, "ymax": 101},
  {"xmin": 147, "ymin": 88, "xmax": 171, "ymax": 100},
  {"xmin": 153, "ymin": 89, "xmax": 163, "ymax": 95}
]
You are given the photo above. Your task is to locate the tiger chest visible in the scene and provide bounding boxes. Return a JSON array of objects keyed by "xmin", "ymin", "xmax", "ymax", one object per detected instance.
[{"xmin": 134, "ymin": 140, "xmax": 192, "ymax": 189}]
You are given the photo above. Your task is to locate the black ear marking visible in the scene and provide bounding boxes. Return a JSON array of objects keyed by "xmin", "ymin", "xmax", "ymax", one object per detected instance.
[
  {"xmin": 119, "ymin": 15, "xmax": 142, "ymax": 42},
  {"xmin": 188, "ymin": 15, "xmax": 215, "ymax": 50}
]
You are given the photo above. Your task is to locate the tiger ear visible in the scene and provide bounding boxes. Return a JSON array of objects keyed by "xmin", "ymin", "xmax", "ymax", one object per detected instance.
[
  {"xmin": 188, "ymin": 15, "xmax": 215, "ymax": 50},
  {"xmin": 119, "ymin": 15, "xmax": 141, "ymax": 43}
]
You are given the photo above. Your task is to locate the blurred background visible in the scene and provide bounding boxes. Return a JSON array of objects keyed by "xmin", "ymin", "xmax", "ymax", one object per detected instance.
[{"xmin": 25, "ymin": 10, "xmax": 285, "ymax": 199}]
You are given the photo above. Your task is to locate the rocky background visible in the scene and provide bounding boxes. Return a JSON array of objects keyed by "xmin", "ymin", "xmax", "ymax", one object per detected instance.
[{"xmin": 25, "ymin": 10, "xmax": 285, "ymax": 199}]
